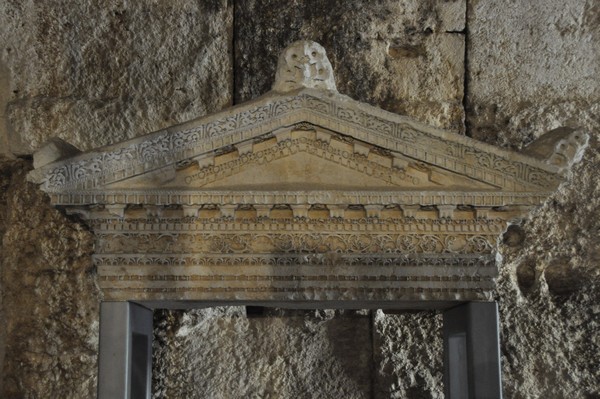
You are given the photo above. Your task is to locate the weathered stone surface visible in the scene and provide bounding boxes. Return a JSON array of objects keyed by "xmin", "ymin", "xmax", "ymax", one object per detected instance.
[
  {"xmin": 467, "ymin": 0, "xmax": 600, "ymax": 148},
  {"xmin": 491, "ymin": 106, "xmax": 600, "ymax": 398},
  {"xmin": 32, "ymin": 137, "xmax": 81, "ymax": 169},
  {"xmin": 0, "ymin": 60, "xmax": 11, "ymax": 158},
  {"xmin": 0, "ymin": 0, "xmax": 233, "ymax": 156},
  {"xmin": 466, "ymin": 2, "xmax": 600, "ymax": 396},
  {"xmin": 544, "ymin": 257, "xmax": 587, "ymax": 296},
  {"xmin": 374, "ymin": 310, "xmax": 443, "ymax": 399},
  {"xmin": 235, "ymin": 0, "xmax": 466, "ymax": 133},
  {"xmin": 272, "ymin": 40, "xmax": 337, "ymax": 92},
  {"xmin": 153, "ymin": 307, "xmax": 373, "ymax": 398},
  {"xmin": 0, "ymin": 158, "xmax": 100, "ymax": 398},
  {"xmin": 153, "ymin": 308, "xmax": 444, "ymax": 399}
]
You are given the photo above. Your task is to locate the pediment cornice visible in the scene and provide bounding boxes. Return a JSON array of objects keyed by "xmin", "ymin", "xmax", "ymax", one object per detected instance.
[{"xmin": 30, "ymin": 88, "xmax": 565, "ymax": 197}]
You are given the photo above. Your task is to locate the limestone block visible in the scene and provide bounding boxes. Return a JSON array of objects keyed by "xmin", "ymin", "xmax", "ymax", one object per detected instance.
[
  {"xmin": 463, "ymin": 7, "xmax": 600, "ymax": 395},
  {"xmin": 0, "ymin": 159, "xmax": 100, "ymax": 398},
  {"xmin": 153, "ymin": 308, "xmax": 373, "ymax": 398},
  {"xmin": 32, "ymin": 137, "xmax": 81, "ymax": 169},
  {"xmin": 0, "ymin": 0, "xmax": 233, "ymax": 155},
  {"xmin": 467, "ymin": 0, "xmax": 600, "ymax": 146},
  {"xmin": 373, "ymin": 310, "xmax": 443, "ymax": 398},
  {"xmin": 234, "ymin": 0, "xmax": 466, "ymax": 133}
]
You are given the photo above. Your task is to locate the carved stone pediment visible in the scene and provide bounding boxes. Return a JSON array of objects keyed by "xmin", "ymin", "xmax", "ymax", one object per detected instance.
[
  {"xmin": 29, "ymin": 86, "xmax": 564, "ymax": 196},
  {"xmin": 28, "ymin": 41, "xmax": 587, "ymax": 308},
  {"xmin": 106, "ymin": 127, "xmax": 499, "ymax": 192}
]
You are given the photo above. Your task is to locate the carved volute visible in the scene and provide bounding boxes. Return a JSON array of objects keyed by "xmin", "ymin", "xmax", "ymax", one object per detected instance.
[{"xmin": 28, "ymin": 42, "xmax": 587, "ymax": 308}]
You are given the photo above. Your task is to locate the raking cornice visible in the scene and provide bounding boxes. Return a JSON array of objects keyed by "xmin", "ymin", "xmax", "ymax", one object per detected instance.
[{"xmin": 29, "ymin": 87, "xmax": 567, "ymax": 197}]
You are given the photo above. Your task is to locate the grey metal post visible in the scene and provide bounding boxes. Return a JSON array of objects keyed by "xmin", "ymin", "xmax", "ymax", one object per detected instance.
[
  {"xmin": 98, "ymin": 301, "xmax": 153, "ymax": 399},
  {"xmin": 443, "ymin": 301, "xmax": 502, "ymax": 399}
]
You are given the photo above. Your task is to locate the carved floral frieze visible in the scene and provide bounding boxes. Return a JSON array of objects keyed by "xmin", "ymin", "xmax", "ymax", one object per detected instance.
[{"xmin": 30, "ymin": 92, "xmax": 563, "ymax": 193}]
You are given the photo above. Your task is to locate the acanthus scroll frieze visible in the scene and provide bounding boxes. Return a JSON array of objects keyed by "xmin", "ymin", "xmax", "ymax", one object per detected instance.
[
  {"xmin": 93, "ymin": 253, "xmax": 496, "ymax": 268},
  {"xmin": 94, "ymin": 231, "xmax": 497, "ymax": 256},
  {"xmin": 32, "ymin": 91, "xmax": 561, "ymax": 194}
]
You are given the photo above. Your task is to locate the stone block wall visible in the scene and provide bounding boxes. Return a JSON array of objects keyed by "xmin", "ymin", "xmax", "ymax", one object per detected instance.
[{"xmin": 0, "ymin": 1, "xmax": 598, "ymax": 397}]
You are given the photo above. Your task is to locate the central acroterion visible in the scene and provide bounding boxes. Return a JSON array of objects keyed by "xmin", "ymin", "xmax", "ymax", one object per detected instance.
[{"xmin": 272, "ymin": 40, "xmax": 337, "ymax": 92}]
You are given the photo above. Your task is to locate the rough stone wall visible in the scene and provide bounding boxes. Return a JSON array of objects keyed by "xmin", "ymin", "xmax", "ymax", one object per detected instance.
[
  {"xmin": 467, "ymin": 0, "xmax": 600, "ymax": 148},
  {"xmin": 0, "ymin": 159, "xmax": 100, "ymax": 398},
  {"xmin": 0, "ymin": 0, "xmax": 232, "ymax": 155},
  {"xmin": 467, "ymin": 2, "xmax": 600, "ymax": 397},
  {"xmin": 0, "ymin": 1, "xmax": 598, "ymax": 398},
  {"xmin": 153, "ymin": 308, "xmax": 375, "ymax": 398},
  {"xmin": 234, "ymin": 0, "xmax": 467, "ymax": 133}
]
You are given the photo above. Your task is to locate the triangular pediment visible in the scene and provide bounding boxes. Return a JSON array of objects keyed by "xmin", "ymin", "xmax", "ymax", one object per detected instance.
[
  {"xmin": 106, "ymin": 128, "xmax": 497, "ymax": 192},
  {"xmin": 29, "ymin": 88, "xmax": 562, "ymax": 199}
]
